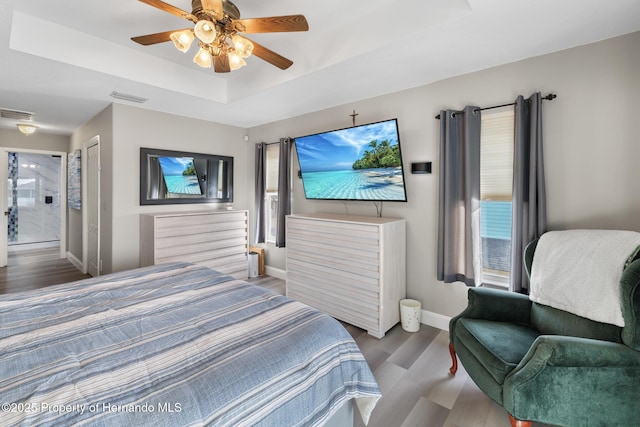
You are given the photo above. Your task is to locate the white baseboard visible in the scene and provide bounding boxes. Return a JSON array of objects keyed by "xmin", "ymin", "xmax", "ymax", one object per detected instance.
[
  {"xmin": 67, "ymin": 251, "xmax": 85, "ymax": 273},
  {"xmin": 265, "ymin": 266, "xmax": 286, "ymax": 281},
  {"xmin": 421, "ymin": 309, "xmax": 451, "ymax": 332}
]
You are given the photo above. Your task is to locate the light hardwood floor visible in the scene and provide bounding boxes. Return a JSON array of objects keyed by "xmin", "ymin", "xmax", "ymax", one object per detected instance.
[
  {"xmin": 2, "ymin": 251, "xmax": 551, "ymax": 427},
  {"xmin": 247, "ymin": 275, "xmax": 554, "ymax": 427},
  {"xmin": 345, "ymin": 323, "xmax": 554, "ymax": 427},
  {"xmin": 0, "ymin": 246, "xmax": 90, "ymax": 294}
]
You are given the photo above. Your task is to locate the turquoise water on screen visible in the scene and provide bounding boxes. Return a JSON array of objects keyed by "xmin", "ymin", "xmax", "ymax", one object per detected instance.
[
  {"xmin": 163, "ymin": 175, "xmax": 202, "ymax": 195},
  {"xmin": 301, "ymin": 168, "xmax": 406, "ymax": 200}
]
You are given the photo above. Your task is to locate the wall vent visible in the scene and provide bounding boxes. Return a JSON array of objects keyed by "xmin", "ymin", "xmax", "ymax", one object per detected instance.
[
  {"xmin": 0, "ymin": 108, "xmax": 34, "ymax": 121},
  {"xmin": 109, "ymin": 91, "xmax": 148, "ymax": 104}
]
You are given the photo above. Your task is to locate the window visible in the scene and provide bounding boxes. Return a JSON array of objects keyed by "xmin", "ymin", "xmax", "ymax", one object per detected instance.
[
  {"xmin": 264, "ymin": 144, "xmax": 279, "ymax": 243},
  {"xmin": 480, "ymin": 109, "xmax": 515, "ymax": 286}
]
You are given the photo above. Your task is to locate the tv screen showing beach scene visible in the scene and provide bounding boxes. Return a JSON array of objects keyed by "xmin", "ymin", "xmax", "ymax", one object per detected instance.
[
  {"xmin": 294, "ymin": 119, "xmax": 408, "ymax": 201},
  {"xmin": 158, "ymin": 156, "xmax": 203, "ymax": 195}
]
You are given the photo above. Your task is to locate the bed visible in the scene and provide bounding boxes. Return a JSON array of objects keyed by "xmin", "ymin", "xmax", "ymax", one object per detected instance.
[{"xmin": 0, "ymin": 262, "xmax": 380, "ymax": 426}]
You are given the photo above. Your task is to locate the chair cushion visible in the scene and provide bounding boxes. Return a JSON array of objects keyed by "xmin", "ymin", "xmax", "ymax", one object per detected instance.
[
  {"xmin": 456, "ymin": 319, "xmax": 540, "ymax": 384},
  {"xmin": 531, "ymin": 302, "xmax": 622, "ymax": 343}
]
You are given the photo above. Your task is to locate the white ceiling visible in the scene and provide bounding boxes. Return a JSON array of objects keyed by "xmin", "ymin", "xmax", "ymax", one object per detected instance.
[{"xmin": 1, "ymin": 0, "xmax": 640, "ymax": 135}]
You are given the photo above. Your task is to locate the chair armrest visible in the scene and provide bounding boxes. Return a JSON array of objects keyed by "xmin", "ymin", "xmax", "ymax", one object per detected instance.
[
  {"xmin": 449, "ymin": 287, "xmax": 532, "ymax": 342},
  {"xmin": 504, "ymin": 336, "xmax": 640, "ymax": 426},
  {"xmin": 517, "ymin": 335, "xmax": 640, "ymax": 370},
  {"xmin": 621, "ymin": 259, "xmax": 640, "ymax": 350}
]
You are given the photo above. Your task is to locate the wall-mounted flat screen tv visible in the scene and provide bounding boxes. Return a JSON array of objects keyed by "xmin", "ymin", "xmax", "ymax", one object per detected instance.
[
  {"xmin": 158, "ymin": 156, "xmax": 203, "ymax": 195},
  {"xmin": 294, "ymin": 118, "xmax": 408, "ymax": 201},
  {"xmin": 140, "ymin": 147, "xmax": 233, "ymax": 205}
]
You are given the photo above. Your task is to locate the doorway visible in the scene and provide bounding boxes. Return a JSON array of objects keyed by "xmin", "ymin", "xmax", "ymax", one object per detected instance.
[{"xmin": 0, "ymin": 148, "xmax": 67, "ymax": 267}]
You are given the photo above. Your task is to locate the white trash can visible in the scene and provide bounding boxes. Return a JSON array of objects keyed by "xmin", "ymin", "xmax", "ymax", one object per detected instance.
[
  {"xmin": 248, "ymin": 252, "xmax": 259, "ymax": 278},
  {"xmin": 399, "ymin": 299, "xmax": 421, "ymax": 332}
]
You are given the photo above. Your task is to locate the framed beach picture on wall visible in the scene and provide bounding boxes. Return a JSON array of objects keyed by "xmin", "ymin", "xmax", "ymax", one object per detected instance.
[{"xmin": 68, "ymin": 149, "xmax": 81, "ymax": 210}]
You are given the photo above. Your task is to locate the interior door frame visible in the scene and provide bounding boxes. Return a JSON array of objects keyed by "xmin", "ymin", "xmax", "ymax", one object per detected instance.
[
  {"xmin": 0, "ymin": 148, "xmax": 68, "ymax": 267},
  {"xmin": 82, "ymin": 135, "xmax": 100, "ymax": 276}
]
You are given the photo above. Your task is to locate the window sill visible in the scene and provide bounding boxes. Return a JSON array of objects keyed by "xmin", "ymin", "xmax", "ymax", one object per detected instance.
[{"xmin": 481, "ymin": 271, "xmax": 509, "ymax": 289}]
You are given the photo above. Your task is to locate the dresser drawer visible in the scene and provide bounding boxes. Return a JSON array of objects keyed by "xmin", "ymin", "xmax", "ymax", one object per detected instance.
[
  {"xmin": 286, "ymin": 213, "xmax": 406, "ymax": 338},
  {"xmin": 140, "ymin": 210, "xmax": 248, "ymax": 279}
]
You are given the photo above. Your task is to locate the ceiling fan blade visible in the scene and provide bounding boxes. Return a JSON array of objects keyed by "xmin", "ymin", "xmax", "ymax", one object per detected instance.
[
  {"xmin": 241, "ymin": 37, "xmax": 293, "ymax": 70},
  {"xmin": 201, "ymin": 0, "xmax": 224, "ymax": 18},
  {"xmin": 131, "ymin": 29, "xmax": 190, "ymax": 45},
  {"xmin": 138, "ymin": 0, "xmax": 196, "ymax": 21},
  {"xmin": 214, "ymin": 55, "xmax": 231, "ymax": 73},
  {"xmin": 234, "ymin": 15, "xmax": 309, "ymax": 33}
]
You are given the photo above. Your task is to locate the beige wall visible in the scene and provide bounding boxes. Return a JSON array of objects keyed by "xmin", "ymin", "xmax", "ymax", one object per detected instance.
[
  {"xmin": 0, "ymin": 128, "xmax": 70, "ymax": 152},
  {"xmin": 19, "ymin": 30, "xmax": 639, "ymax": 323},
  {"xmin": 70, "ymin": 104, "xmax": 113, "ymax": 271},
  {"xmin": 109, "ymin": 104, "xmax": 249, "ymax": 273},
  {"xmin": 248, "ymin": 31, "xmax": 640, "ymax": 319},
  {"xmin": 71, "ymin": 104, "xmax": 250, "ymax": 274}
]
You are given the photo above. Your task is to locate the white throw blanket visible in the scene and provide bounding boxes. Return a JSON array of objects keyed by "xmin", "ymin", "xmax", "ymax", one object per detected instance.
[{"xmin": 530, "ymin": 229, "xmax": 640, "ymax": 327}]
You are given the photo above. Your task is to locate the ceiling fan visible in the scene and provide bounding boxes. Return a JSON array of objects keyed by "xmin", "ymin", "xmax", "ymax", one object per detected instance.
[{"xmin": 132, "ymin": 0, "xmax": 309, "ymax": 73}]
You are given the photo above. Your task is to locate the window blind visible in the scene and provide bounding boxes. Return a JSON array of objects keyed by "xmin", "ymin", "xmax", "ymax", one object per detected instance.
[
  {"xmin": 480, "ymin": 109, "xmax": 514, "ymax": 200},
  {"xmin": 480, "ymin": 108, "xmax": 515, "ymax": 282},
  {"xmin": 265, "ymin": 144, "xmax": 280, "ymax": 192}
]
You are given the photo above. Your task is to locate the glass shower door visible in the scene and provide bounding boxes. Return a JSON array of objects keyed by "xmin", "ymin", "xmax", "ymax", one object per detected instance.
[
  {"xmin": 7, "ymin": 152, "xmax": 18, "ymax": 244},
  {"xmin": 7, "ymin": 152, "xmax": 61, "ymax": 247}
]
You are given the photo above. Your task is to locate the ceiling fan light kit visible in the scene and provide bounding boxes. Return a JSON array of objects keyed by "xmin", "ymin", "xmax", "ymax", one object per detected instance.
[
  {"xmin": 170, "ymin": 29, "xmax": 195, "ymax": 52},
  {"xmin": 231, "ymin": 34, "xmax": 253, "ymax": 58},
  {"xmin": 228, "ymin": 51, "xmax": 246, "ymax": 71},
  {"xmin": 194, "ymin": 20, "xmax": 217, "ymax": 44},
  {"xmin": 194, "ymin": 45, "xmax": 213, "ymax": 68},
  {"xmin": 133, "ymin": 0, "xmax": 309, "ymax": 73}
]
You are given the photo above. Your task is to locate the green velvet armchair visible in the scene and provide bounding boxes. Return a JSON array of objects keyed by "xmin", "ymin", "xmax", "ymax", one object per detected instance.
[{"xmin": 448, "ymin": 237, "xmax": 640, "ymax": 427}]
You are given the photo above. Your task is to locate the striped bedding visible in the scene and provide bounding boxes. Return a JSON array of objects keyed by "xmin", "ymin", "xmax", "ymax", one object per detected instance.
[{"xmin": 0, "ymin": 263, "xmax": 380, "ymax": 426}]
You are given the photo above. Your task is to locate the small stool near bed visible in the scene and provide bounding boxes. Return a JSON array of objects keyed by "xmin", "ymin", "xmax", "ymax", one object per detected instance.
[{"xmin": 448, "ymin": 229, "xmax": 640, "ymax": 427}]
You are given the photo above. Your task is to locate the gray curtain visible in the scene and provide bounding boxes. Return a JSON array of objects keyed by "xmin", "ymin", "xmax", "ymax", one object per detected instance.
[
  {"xmin": 254, "ymin": 142, "xmax": 266, "ymax": 244},
  {"xmin": 510, "ymin": 92, "xmax": 547, "ymax": 293},
  {"xmin": 147, "ymin": 156, "xmax": 168, "ymax": 200},
  {"xmin": 437, "ymin": 106, "xmax": 482, "ymax": 286},
  {"xmin": 275, "ymin": 137, "xmax": 292, "ymax": 248}
]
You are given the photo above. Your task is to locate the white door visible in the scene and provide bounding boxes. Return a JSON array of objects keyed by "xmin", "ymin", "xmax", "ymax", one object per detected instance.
[{"xmin": 85, "ymin": 139, "xmax": 100, "ymax": 276}]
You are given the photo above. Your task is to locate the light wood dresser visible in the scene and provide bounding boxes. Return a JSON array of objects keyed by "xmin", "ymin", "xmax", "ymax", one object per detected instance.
[
  {"xmin": 286, "ymin": 213, "xmax": 406, "ymax": 338},
  {"xmin": 140, "ymin": 210, "xmax": 249, "ymax": 279}
]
